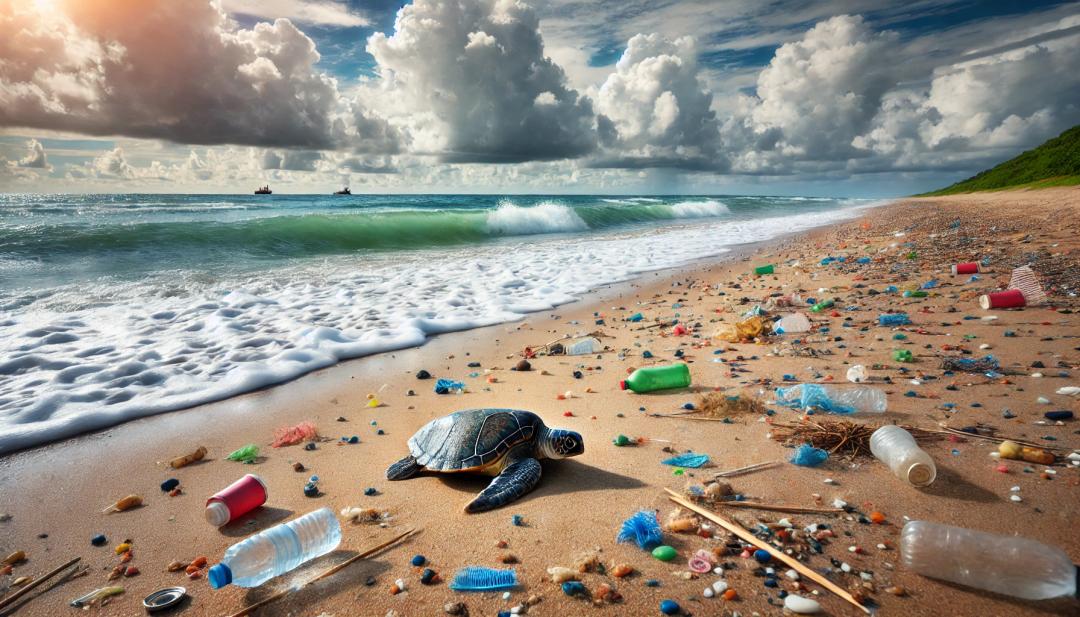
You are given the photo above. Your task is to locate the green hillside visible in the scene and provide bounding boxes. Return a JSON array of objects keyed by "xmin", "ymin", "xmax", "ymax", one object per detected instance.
[{"xmin": 918, "ymin": 123, "xmax": 1080, "ymax": 196}]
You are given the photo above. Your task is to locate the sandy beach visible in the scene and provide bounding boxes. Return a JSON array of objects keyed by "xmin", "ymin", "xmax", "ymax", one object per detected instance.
[{"xmin": 1, "ymin": 188, "xmax": 1078, "ymax": 617}]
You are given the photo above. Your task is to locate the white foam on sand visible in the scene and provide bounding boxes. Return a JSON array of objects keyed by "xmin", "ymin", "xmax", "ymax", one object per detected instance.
[{"xmin": 0, "ymin": 206, "xmax": 861, "ymax": 453}]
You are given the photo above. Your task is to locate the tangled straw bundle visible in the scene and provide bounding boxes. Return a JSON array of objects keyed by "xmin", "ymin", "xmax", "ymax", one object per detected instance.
[
  {"xmin": 697, "ymin": 391, "xmax": 767, "ymax": 417},
  {"xmin": 770, "ymin": 418, "xmax": 940, "ymax": 459}
]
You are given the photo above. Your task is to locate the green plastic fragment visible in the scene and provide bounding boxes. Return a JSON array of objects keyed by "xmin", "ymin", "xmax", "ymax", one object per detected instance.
[
  {"xmin": 652, "ymin": 545, "xmax": 677, "ymax": 562},
  {"xmin": 227, "ymin": 444, "xmax": 260, "ymax": 463}
]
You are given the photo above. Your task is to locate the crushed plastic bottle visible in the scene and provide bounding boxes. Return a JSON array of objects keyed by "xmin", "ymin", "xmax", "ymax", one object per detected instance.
[
  {"xmin": 775, "ymin": 384, "xmax": 886, "ymax": 414},
  {"xmin": 901, "ymin": 520, "xmax": 1078, "ymax": 600},
  {"xmin": 208, "ymin": 508, "xmax": 341, "ymax": 589},
  {"xmin": 774, "ymin": 313, "xmax": 811, "ymax": 335},
  {"xmin": 870, "ymin": 426, "xmax": 936, "ymax": 486},
  {"xmin": 566, "ymin": 337, "xmax": 602, "ymax": 355}
]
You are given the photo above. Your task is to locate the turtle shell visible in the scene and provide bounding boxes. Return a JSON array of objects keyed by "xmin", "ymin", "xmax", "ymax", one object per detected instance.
[{"xmin": 408, "ymin": 408, "xmax": 543, "ymax": 472}]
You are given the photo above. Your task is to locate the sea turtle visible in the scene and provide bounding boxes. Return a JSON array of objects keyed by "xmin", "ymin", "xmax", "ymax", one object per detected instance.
[{"xmin": 386, "ymin": 408, "xmax": 584, "ymax": 513}]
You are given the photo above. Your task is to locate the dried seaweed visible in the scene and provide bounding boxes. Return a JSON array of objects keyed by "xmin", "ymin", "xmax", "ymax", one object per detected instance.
[{"xmin": 770, "ymin": 418, "xmax": 940, "ymax": 459}]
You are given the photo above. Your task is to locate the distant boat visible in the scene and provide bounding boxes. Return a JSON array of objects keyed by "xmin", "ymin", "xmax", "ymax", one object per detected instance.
[
  {"xmin": 334, "ymin": 187, "xmax": 351, "ymax": 195},
  {"xmin": 254, "ymin": 185, "xmax": 272, "ymax": 195}
]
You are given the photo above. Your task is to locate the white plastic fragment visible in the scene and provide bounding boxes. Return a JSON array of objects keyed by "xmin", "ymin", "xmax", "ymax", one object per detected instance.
[{"xmin": 784, "ymin": 594, "xmax": 822, "ymax": 614}]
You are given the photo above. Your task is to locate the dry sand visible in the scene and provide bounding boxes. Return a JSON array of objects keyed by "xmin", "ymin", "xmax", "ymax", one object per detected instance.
[{"xmin": 1, "ymin": 188, "xmax": 1078, "ymax": 617}]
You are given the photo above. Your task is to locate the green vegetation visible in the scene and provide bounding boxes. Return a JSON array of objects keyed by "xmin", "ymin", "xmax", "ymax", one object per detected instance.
[{"xmin": 918, "ymin": 124, "xmax": 1080, "ymax": 196}]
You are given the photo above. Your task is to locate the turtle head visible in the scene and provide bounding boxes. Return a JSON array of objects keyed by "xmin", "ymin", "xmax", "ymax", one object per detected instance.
[{"xmin": 540, "ymin": 428, "xmax": 584, "ymax": 459}]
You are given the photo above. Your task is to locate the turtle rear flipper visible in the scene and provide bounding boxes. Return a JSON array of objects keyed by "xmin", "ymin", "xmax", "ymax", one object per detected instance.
[
  {"xmin": 465, "ymin": 457, "xmax": 542, "ymax": 513},
  {"xmin": 386, "ymin": 455, "xmax": 422, "ymax": 480}
]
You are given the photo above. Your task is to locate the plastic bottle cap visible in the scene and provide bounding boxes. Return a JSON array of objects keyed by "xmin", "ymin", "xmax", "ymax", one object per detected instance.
[
  {"xmin": 619, "ymin": 380, "xmax": 628, "ymax": 390},
  {"xmin": 207, "ymin": 563, "xmax": 232, "ymax": 589},
  {"xmin": 907, "ymin": 463, "xmax": 935, "ymax": 487},
  {"xmin": 205, "ymin": 501, "xmax": 230, "ymax": 527}
]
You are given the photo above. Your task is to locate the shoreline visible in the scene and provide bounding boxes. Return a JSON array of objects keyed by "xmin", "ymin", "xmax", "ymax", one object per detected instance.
[{"xmin": 1, "ymin": 188, "xmax": 1077, "ymax": 617}]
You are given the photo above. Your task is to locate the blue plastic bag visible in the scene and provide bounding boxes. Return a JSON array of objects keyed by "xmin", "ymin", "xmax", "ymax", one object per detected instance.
[{"xmin": 790, "ymin": 444, "xmax": 828, "ymax": 467}]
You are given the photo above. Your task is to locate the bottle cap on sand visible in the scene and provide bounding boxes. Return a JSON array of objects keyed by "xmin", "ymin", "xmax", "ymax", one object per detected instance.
[
  {"xmin": 619, "ymin": 380, "xmax": 628, "ymax": 390},
  {"xmin": 205, "ymin": 501, "xmax": 231, "ymax": 527},
  {"xmin": 907, "ymin": 462, "xmax": 936, "ymax": 487}
]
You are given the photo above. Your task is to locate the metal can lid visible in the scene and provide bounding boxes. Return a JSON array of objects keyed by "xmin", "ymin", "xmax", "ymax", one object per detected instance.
[{"xmin": 142, "ymin": 586, "xmax": 187, "ymax": 612}]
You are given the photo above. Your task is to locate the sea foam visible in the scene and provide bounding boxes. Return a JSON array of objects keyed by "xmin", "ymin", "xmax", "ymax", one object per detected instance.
[
  {"xmin": 0, "ymin": 205, "xmax": 863, "ymax": 454},
  {"xmin": 485, "ymin": 200, "xmax": 589, "ymax": 235}
]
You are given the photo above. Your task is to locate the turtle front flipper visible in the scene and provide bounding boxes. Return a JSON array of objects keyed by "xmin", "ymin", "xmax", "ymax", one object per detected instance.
[
  {"xmin": 386, "ymin": 455, "xmax": 422, "ymax": 480},
  {"xmin": 465, "ymin": 457, "xmax": 542, "ymax": 513}
]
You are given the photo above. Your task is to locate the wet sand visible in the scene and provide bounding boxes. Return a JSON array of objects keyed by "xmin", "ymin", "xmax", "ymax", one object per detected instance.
[{"xmin": 1, "ymin": 187, "xmax": 1078, "ymax": 617}]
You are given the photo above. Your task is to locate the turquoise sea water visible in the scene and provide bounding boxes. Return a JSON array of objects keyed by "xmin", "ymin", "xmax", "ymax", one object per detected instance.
[{"xmin": 0, "ymin": 193, "xmax": 871, "ymax": 453}]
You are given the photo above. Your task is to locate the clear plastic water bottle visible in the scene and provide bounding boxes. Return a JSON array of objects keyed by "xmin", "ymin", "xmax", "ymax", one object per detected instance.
[
  {"xmin": 901, "ymin": 520, "xmax": 1078, "ymax": 600},
  {"xmin": 870, "ymin": 425, "xmax": 936, "ymax": 486},
  {"xmin": 775, "ymin": 384, "xmax": 886, "ymax": 413},
  {"xmin": 208, "ymin": 508, "xmax": 341, "ymax": 589}
]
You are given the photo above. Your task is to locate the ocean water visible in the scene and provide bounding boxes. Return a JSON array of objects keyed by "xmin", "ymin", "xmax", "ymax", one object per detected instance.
[{"xmin": 0, "ymin": 194, "xmax": 871, "ymax": 453}]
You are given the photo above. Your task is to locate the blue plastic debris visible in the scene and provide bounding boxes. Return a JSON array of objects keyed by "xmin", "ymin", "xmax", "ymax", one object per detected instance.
[
  {"xmin": 562, "ymin": 581, "xmax": 588, "ymax": 596},
  {"xmin": 775, "ymin": 384, "xmax": 856, "ymax": 414},
  {"xmin": 661, "ymin": 452, "xmax": 710, "ymax": 468},
  {"xmin": 878, "ymin": 313, "xmax": 911, "ymax": 327},
  {"xmin": 434, "ymin": 378, "xmax": 464, "ymax": 394},
  {"xmin": 660, "ymin": 599, "xmax": 680, "ymax": 615},
  {"xmin": 790, "ymin": 444, "xmax": 828, "ymax": 467},
  {"xmin": 617, "ymin": 511, "xmax": 663, "ymax": 550},
  {"xmin": 628, "ymin": 312, "xmax": 644, "ymax": 322},
  {"xmin": 449, "ymin": 567, "xmax": 518, "ymax": 592}
]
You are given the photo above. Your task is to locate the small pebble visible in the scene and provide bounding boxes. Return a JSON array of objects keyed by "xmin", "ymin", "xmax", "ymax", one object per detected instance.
[
  {"xmin": 444, "ymin": 602, "xmax": 465, "ymax": 615},
  {"xmin": 421, "ymin": 568, "xmax": 437, "ymax": 585},
  {"xmin": 411, "ymin": 554, "xmax": 426, "ymax": 567},
  {"xmin": 364, "ymin": 487, "xmax": 378, "ymax": 496},
  {"xmin": 91, "ymin": 534, "xmax": 107, "ymax": 547},
  {"xmin": 512, "ymin": 514, "xmax": 524, "ymax": 527},
  {"xmin": 753, "ymin": 549, "xmax": 771, "ymax": 564},
  {"xmin": 160, "ymin": 478, "xmax": 180, "ymax": 492},
  {"xmin": 303, "ymin": 482, "xmax": 319, "ymax": 497}
]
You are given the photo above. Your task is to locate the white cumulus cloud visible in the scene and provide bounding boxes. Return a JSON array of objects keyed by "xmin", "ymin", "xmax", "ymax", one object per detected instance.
[
  {"xmin": 366, "ymin": 0, "xmax": 597, "ymax": 163},
  {"xmin": 593, "ymin": 33, "xmax": 726, "ymax": 170},
  {"xmin": 0, "ymin": 0, "xmax": 397, "ymax": 153}
]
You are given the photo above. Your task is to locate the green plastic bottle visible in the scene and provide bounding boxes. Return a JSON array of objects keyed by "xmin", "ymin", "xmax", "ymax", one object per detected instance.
[
  {"xmin": 810, "ymin": 299, "xmax": 835, "ymax": 313},
  {"xmin": 620, "ymin": 364, "xmax": 691, "ymax": 393},
  {"xmin": 753, "ymin": 264, "xmax": 775, "ymax": 276}
]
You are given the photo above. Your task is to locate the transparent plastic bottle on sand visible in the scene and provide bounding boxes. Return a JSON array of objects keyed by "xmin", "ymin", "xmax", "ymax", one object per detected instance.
[
  {"xmin": 775, "ymin": 384, "xmax": 886, "ymax": 413},
  {"xmin": 901, "ymin": 520, "xmax": 1078, "ymax": 600},
  {"xmin": 870, "ymin": 425, "xmax": 936, "ymax": 486},
  {"xmin": 208, "ymin": 508, "xmax": 341, "ymax": 589}
]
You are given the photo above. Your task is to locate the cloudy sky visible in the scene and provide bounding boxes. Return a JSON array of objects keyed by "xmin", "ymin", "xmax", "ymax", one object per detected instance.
[{"xmin": 1, "ymin": 0, "xmax": 1078, "ymax": 196}]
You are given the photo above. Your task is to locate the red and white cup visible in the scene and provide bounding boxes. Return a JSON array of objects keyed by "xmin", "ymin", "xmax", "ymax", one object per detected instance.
[
  {"xmin": 951, "ymin": 262, "xmax": 980, "ymax": 275},
  {"xmin": 979, "ymin": 289, "xmax": 1026, "ymax": 310},
  {"xmin": 205, "ymin": 474, "xmax": 268, "ymax": 527}
]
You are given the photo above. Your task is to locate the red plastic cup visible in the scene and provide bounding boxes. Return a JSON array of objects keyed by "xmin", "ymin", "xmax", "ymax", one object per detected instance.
[
  {"xmin": 979, "ymin": 289, "xmax": 1026, "ymax": 310},
  {"xmin": 951, "ymin": 262, "xmax": 980, "ymax": 275},
  {"xmin": 205, "ymin": 474, "xmax": 268, "ymax": 527}
]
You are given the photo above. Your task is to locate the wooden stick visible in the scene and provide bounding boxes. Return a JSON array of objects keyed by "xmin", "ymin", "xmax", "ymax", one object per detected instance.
[
  {"xmin": 718, "ymin": 501, "xmax": 843, "ymax": 515},
  {"xmin": 934, "ymin": 425, "xmax": 1071, "ymax": 452},
  {"xmin": 647, "ymin": 413, "xmax": 728, "ymax": 422},
  {"xmin": 665, "ymin": 489, "xmax": 870, "ymax": 615},
  {"xmin": 224, "ymin": 528, "xmax": 417, "ymax": 617},
  {"xmin": 714, "ymin": 461, "xmax": 781, "ymax": 478},
  {"xmin": 0, "ymin": 557, "xmax": 80, "ymax": 611}
]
